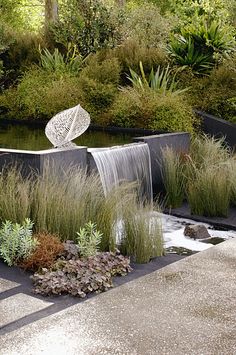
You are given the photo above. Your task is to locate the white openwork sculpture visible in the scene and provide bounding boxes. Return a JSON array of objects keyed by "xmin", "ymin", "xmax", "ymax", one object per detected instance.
[{"xmin": 45, "ymin": 104, "xmax": 90, "ymax": 148}]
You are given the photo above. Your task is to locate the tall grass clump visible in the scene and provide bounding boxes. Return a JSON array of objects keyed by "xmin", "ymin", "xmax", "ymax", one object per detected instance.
[
  {"xmin": 186, "ymin": 135, "xmax": 233, "ymax": 217},
  {"xmin": 95, "ymin": 183, "xmax": 138, "ymax": 252},
  {"xmin": 161, "ymin": 147, "xmax": 186, "ymax": 208},
  {"xmin": 0, "ymin": 164, "xmax": 163, "ymax": 261},
  {"xmin": 31, "ymin": 165, "xmax": 105, "ymax": 241},
  {"xmin": 0, "ymin": 166, "xmax": 31, "ymax": 223},
  {"xmin": 190, "ymin": 135, "xmax": 230, "ymax": 170},
  {"xmin": 121, "ymin": 201, "xmax": 163, "ymax": 263},
  {"xmin": 187, "ymin": 165, "xmax": 232, "ymax": 217}
]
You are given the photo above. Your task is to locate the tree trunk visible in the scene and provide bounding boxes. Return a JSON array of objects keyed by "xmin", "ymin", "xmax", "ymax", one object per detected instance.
[{"xmin": 45, "ymin": 0, "xmax": 58, "ymax": 27}]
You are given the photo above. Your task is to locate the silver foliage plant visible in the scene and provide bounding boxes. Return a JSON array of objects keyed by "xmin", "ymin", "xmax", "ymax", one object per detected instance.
[
  {"xmin": 0, "ymin": 218, "xmax": 38, "ymax": 266},
  {"xmin": 76, "ymin": 221, "xmax": 103, "ymax": 258}
]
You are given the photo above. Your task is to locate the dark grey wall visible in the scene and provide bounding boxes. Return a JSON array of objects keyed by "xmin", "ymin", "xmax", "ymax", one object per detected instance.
[
  {"xmin": 133, "ymin": 133, "xmax": 190, "ymax": 194},
  {"xmin": 196, "ymin": 110, "xmax": 236, "ymax": 149},
  {"xmin": 0, "ymin": 147, "xmax": 88, "ymax": 177}
]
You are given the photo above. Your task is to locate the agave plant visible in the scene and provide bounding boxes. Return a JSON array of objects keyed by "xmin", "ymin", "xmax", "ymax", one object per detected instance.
[{"xmin": 128, "ymin": 61, "xmax": 188, "ymax": 95}]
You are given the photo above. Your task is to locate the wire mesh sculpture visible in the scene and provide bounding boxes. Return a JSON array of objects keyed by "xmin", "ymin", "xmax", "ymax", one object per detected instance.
[{"xmin": 45, "ymin": 104, "xmax": 90, "ymax": 148}]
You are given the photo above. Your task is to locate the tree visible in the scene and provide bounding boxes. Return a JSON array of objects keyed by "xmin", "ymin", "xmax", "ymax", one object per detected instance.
[{"xmin": 45, "ymin": 0, "xmax": 59, "ymax": 28}]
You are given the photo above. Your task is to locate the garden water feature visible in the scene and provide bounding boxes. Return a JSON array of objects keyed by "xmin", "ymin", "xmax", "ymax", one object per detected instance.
[
  {"xmin": 1, "ymin": 106, "xmax": 235, "ymax": 255},
  {"xmin": 89, "ymin": 143, "xmax": 153, "ymax": 202}
]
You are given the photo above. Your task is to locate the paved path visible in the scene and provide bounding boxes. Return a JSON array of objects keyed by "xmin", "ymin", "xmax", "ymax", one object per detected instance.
[{"xmin": 0, "ymin": 239, "xmax": 236, "ymax": 355}]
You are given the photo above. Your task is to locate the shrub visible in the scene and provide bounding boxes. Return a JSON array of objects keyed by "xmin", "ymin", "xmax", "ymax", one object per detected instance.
[
  {"xmin": 76, "ymin": 222, "xmax": 103, "ymax": 257},
  {"xmin": 113, "ymin": 40, "xmax": 167, "ymax": 84},
  {"xmin": 0, "ymin": 218, "xmax": 38, "ymax": 266},
  {"xmin": 0, "ymin": 69, "xmax": 83, "ymax": 119},
  {"xmin": 188, "ymin": 58, "xmax": 236, "ymax": 121},
  {"xmin": 79, "ymin": 55, "xmax": 121, "ymax": 85},
  {"xmin": 31, "ymin": 251, "xmax": 132, "ymax": 297},
  {"xmin": 77, "ymin": 56, "xmax": 120, "ymax": 121},
  {"xmin": 161, "ymin": 147, "xmax": 186, "ymax": 208},
  {"xmin": 124, "ymin": 4, "xmax": 172, "ymax": 48},
  {"xmin": 1, "ymin": 31, "xmax": 44, "ymax": 87},
  {"xmin": 19, "ymin": 232, "xmax": 64, "ymax": 271},
  {"xmin": 78, "ymin": 76, "xmax": 118, "ymax": 119},
  {"xmin": 51, "ymin": 0, "xmax": 125, "ymax": 56},
  {"xmin": 110, "ymin": 87, "xmax": 196, "ymax": 132}
]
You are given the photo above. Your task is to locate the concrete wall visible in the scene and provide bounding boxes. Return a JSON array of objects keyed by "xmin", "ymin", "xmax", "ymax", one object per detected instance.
[
  {"xmin": 196, "ymin": 110, "xmax": 236, "ymax": 149},
  {"xmin": 0, "ymin": 147, "xmax": 88, "ymax": 177},
  {"xmin": 133, "ymin": 133, "xmax": 190, "ymax": 194}
]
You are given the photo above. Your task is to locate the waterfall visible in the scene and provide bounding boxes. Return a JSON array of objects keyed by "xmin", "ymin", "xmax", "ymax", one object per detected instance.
[{"xmin": 90, "ymin": 143, "xmax": 153, "ymax": 203}]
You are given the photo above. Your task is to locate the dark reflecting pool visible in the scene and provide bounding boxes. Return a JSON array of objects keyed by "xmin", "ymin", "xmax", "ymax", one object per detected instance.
[{"xmin": 0, "ymin": 123, "xmax": 133, "ymax": 150}]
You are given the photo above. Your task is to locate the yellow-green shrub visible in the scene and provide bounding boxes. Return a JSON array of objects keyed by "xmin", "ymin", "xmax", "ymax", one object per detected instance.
[
  {"xmin": 110, "ymin": 87, "xmax": 196, "ymax": 132},
  {"xmin": 0, "ymin": 69, "xmax": 83, "ymax": 119}
]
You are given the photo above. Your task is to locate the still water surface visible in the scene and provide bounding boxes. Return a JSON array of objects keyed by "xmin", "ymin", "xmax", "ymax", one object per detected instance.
[{"xmin": 0, "ymin": 123, "xmax": 133, "ymax": 150}]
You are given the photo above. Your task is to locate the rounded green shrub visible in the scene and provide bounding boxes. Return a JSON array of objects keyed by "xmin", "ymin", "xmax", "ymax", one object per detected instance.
[
  {"xmin": 110, "ymin": 87, "xmax": 196, "ymax": 132},
  {"xmin": 77, "ymin": 57, "xmax": 121, "ymax": 122},
  {"xmin": 0, "ymin": 68, "xmax": 83, "ymax": 119}
]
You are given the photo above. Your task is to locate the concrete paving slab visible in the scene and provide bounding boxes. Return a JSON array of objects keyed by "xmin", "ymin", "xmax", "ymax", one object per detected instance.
[
  {"xmin": 0, "ymin": 278, "xmax": 20, "ymax": 293},
  {"xmin": 0, "ymin": 239, "xmax": 236, "ymax": 355},
  {"xmin": 0, "ymin": 293, "xmax": 53, "ymax": 328}
]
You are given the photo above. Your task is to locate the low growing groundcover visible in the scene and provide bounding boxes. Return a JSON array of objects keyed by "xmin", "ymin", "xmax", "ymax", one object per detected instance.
[{"xmin": 0, "ymin": 253, "xmax": 185, "ymax": 300}]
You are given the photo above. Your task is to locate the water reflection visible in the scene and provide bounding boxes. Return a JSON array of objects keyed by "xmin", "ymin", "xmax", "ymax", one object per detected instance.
[{"xmin": 0, "ymin": 123, "xmax": 132, "ymax": 150}]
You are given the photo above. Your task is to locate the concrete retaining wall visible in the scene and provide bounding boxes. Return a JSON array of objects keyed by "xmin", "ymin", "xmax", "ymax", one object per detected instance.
[
  {"xmin": 196, "ymin": 110, "xmax": 236, "ymax": 149},
  {"xmin": 0, "ymin": 147, "xmax": 88, "ymax": 177}
]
